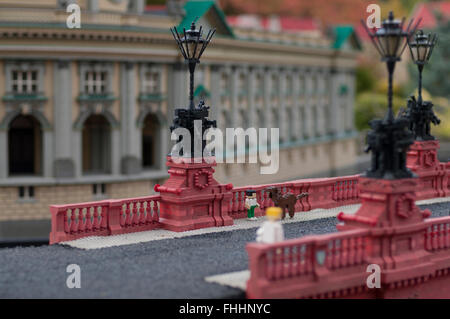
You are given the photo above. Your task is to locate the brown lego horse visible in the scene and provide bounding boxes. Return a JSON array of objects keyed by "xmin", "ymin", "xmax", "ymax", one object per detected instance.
[{"xmin": 266, "ymin": 187, "xmax": 308, "ymax": 219}]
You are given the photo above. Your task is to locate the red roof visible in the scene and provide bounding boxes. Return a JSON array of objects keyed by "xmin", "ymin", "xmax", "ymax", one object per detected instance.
[
  {"xmin": 145, "ymin": 5, "xmax": 167, "ymax": 12},
  {"xmin": 227, "ymin": 15, "xmax": 320, "ymax": 32},
  {"xmin": 278, "ymin": 17, "xmax": 319, "ymax": 31},
  {"xmin": 411, "ymin": 1, "xmax": 450, "ymax": 29}
]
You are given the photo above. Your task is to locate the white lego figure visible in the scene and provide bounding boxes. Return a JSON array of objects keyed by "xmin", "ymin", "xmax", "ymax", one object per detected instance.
[
  {"xmin": 245, "ymin": 190, "xmax": 260, "ymax": 220},
  {"xmin": 256, "ymin": 207, "xmax": 285, "ymax": 244}
]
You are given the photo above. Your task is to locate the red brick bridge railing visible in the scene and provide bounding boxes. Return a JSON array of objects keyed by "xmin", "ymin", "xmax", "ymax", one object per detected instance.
[
  {"xmin": 246, "ymin": 216, "xmax": 450, "ymax": 298},
  {"xmin": 50, "ymin": 141, "xmax": 450, "ymax": 244},
  {"xmin": 50, "ymin": 195, "xmax": 162, "ymax": 244},
  {"xmin": 49, "ymin": 175, "xmax": 361, "ymax": 244}
]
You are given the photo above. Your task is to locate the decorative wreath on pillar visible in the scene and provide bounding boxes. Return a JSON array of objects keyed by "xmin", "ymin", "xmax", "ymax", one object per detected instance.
[
  {"xmin": 423, "ymin": 151, "xmax": 435, "ymax": 167},
  {"xmin": 194, "ymin": 169, "xmax": 213, "ymax": 190},
  {"xmin": 396, "ymin": 193, "xmax": 415, "ymax": 219}
]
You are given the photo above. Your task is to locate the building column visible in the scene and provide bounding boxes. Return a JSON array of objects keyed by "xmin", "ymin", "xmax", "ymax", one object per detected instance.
[
  {"xmin": 316, "ymin": 69, "xmax": 326, "ymax": 137},
  {"xmin": 230, "ymin": 66, "xmax": 239, "ymax": 128},
  {"xmin": 304, "ymin": 69, "xmax": 314, "ymax": 139},
  {"xmin": 111, "ymin": 128, "xmax": 121, "ymax": 175},
  {"xmin": 43, "ymin": 130, "xmax": 53, "ymax": 178},
  {"xmin": 120, "ymin": 62, "xmax": 140, "ymax": 174},
  {"xmin": 248, "ymin": 67, "xmax": 257, "ymax": 129},
  {"xmin": 209, "ymin": 64, "xmax": 221, "ymax": 123},
  {"xmin": 278, "ymin": 69, "xmax": 287, "ymax": 143},
  {"xmin": 167, "ymin": 62, "xmax": 187, "ymax": 122},
  {"xmin": 73, "ymin": 129, "xmax": 82, "ymax": 178},
  {"xmin": 53, "ymin": 60, "xmax": 75, "ymax": 178},
  {"xmin": 0, "ymin": 130, "xmax": 7, "ymax": 179},
  {"xmin": 292, "ymin": 70, "xmax": 301, "ymax": 141},
  {"xmin": 263, "ymin": 68, "xmax": 271, "ymax": 130},
  {"xmin": 329, "ymin": 68, "xmax": 343, "ymax": 136}
]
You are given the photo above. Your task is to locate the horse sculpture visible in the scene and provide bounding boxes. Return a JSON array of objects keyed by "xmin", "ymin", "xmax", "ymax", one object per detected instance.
[{"xmin": 266, "ymin": 187, "xmax": 309, "ymax": 219}]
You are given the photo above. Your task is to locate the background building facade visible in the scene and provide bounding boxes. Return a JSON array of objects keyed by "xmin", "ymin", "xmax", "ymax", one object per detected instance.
[{"xmin": 0, "ymin": 0, "xmax": 360, "ymax": 239}]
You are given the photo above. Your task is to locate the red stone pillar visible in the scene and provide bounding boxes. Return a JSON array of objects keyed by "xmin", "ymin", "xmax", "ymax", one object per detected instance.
[
  {"xmin": 337, "ymin": 177, "xmax": 434, "ymax": 286},
  {"xmin": 155, "ymin": 156, "xmax": 234, "ymax": 232},
  {"xmin": 407, "ymin": 140, "xmax": 448, "ymax": 199}
]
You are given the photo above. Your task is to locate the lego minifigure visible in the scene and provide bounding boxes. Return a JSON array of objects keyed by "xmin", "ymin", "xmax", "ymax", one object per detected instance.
[
  {"xmin": 256, "ymin": 207, "xmax": 285, "ymax": 244},
  {"xmin": 245, "ymin": 190, "xmax": 260, "ymax": 220}
]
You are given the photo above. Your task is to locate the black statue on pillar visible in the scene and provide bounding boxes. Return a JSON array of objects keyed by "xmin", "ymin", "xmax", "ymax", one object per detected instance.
[
  {"xmin": 400, "ymin": 96, "xmax": 440, "ymax": 141},
  {"xmin": 365, "ymin": 115, "xmax": 415, "ymax": 179},
  {"xmin": 170, "ymin": 100, "xmax": 216, "ymax": 157},
  {"xmin": 170, "ymin": 20, "xmax": 217, "ymax": 158}
]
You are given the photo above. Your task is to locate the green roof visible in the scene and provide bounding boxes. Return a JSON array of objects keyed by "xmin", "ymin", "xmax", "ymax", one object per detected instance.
[
  {"xmin": 332, "ymin": 25, "xmax": 362, "ymax": 50},
  {"xmin": 178, "ymin": 0, "xmax": 234, "ymax": 38},
  {"xmin": 194, "ymin": 84, "xmax": 210, "ymax": 98}
]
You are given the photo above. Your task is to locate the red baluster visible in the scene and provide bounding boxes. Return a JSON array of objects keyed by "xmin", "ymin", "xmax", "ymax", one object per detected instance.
[
  {"xmin": 78, "ymin": 208, "xmax": 86, "ymax": 232},
  {"xmin": 257, "ymin": 191, "xmax": 263, "ymax": 210},
  {"xmin": 263, "ymin": 191, "xmax": 270, "ymax": 208},
  {"xmin": 125, "ymin": 203, "xmax": 132, "ymax": 226},
  {"xmin": 70, "ymin": 209, "xmax": 77, "ymax": 233},
  {"xmin": 93, "ymin": 207, "xmax": 99, "ymax": 229},
  {"xmin": 100, "ymin": 206, "xmax": 107, "ymax": 229},
  {"xmin": 139, "ymin": 202, "xmax": 146, "ymax": 224},
  {"xmin": 85, "ymin": 207, "xmax": 92, "ymax": 231},
  {"xmin": 238, "ymin": 191, "xmax": 244, "ymax": 214},
  {"xmin": 145, "ymin": 201, "xmax": 155, "ymax": 224},
  {"xmin": 132, "ymin": 202, "xmax": 139, "ymax": 225},
  {"xmin": 152, "ymin": 200, "xmax": 159, "ymax": 222},
  {"xmin": 64, "ymin": 210, "xmax": 70, "ymax": 233}
]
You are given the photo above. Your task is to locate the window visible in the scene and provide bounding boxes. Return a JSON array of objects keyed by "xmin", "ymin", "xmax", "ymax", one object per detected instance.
[
  {"xmin": 92, "ymin": 183, "xmax": 107, "ymax": 200},
  {"xmin": 84, "ymin": 71, "xmax": 107, "ymax": 94},
  {"xmin": 142, "ymin": 113, "xmax": 161, "ymax": 169},
  {"xmin": 9, "ymin": 115, "xmax": 42, "ymax": 176},
  {"xmin": 11, "ymin": 70, "xmax": 38, "ymax": 94},
  {"xmin": 143, "ymin": 71, "xmax": 160, "ymax": 94},
  {"xmin": 82, "ymin": 115, "xmax": 111, "ymax": 174},
  {"xmin": 18, "ymin": 186, "xmax": 35, "ymax": 201}
]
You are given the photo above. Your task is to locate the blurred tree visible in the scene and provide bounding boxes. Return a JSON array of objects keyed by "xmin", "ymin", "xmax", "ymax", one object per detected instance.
[
  {"xmin": 355, "ymin": 92, "xmax": 405, "ymax": 131},
  {"xmin": 356, "ymin": 66, "xmax": 376, "ymax": 95},
  {"xmin": 419, "ymin": 19, "xmax": 450, "ymax": 100}
]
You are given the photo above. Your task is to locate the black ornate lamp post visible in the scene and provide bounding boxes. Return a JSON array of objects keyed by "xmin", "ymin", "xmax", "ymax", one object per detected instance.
[
  {"xmin": 402, "ymin": 30, "xmax": 440, "ymax": 140},
  {"xmin": 169, "ymin": 20, "xmax": 217, "ymax": 158},
  {"xmin": 171, "ymin": 19, "xmax": 216, "ymax": 110},
  {"xmin": 361, "ymin": 12, "xmax": 419, "ymax": 179},
  {"xmin": 408, "ymin": 30, "xmax": 437, "ymax": 105},
  {"xmin": 363, "ymin": 11, "xmax": 418, "ymax": 122}
]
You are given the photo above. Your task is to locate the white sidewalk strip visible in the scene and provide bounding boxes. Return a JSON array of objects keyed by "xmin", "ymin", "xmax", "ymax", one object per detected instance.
[
  {"xmin": 60, "ymin": 196, "xmax": 450, "ymax": 250},
  {"xmin": 205, "ymin": 270, "xmax": 249, "ymax": 291},
  {"xmin": 416, "ymin": 196, "xmax": 450, "ymax": 205}
]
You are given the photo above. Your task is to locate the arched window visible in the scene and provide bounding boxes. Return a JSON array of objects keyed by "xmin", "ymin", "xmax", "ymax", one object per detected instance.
[
  {"xmin": 82, "ymin": 115, "xmax": 111, "ymax": 174},
  {"xmin": 142, "ymin": 113, "xmax": 161, "ymax": 169},
  {"xmin": 8, "ymin": 115, "xmax": 42, "ymax": 175}
]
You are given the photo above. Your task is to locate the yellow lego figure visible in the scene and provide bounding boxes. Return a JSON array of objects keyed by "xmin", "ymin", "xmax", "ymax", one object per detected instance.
[{"xmin": 256, "ymin": 207, "xmax": 285, "ymax": 244}]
